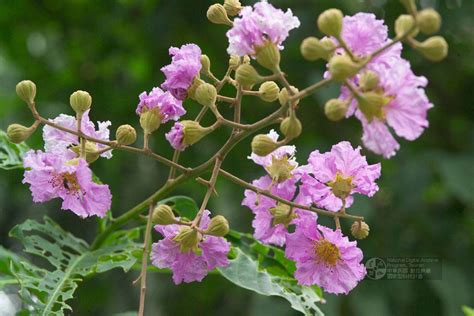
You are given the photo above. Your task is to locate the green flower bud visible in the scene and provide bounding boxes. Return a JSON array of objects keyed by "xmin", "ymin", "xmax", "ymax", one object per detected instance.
[
  {"xmin": 181, "ymin": 120, "xmax": 212, "ymax": 146},
  {"xmin": 203, "ymin": 215, "xmax": 230, "ymax": 237},
  {"xmin": 70, "ymin": 90, "xmax": 92, "ymax": 114},
  {"xmin": 235, "ymin": 64, "xmax": 262, "ymax": 87},
  {"xmin": 280, "ymin": 111, "xmax": 302, "ymax": 140},
  {"xmin": 417, "ymin": 8, "xmax": 441, "ymax": 35},
  {"xmin": 300, "ymin": 37, "xmax": 335, "ymax": 61},
  {"xmin": 317, "ymin": 9, "xmax": 343, "ymax": 37},
  {"xmin": 229, "ymin": 55, "xmax": 240, "ymax": 69},
  {"xmin": 173, "ymin": 226, "xmax": 202, "ymax": 254},
  {"xmin": 359, "ymin": 71, "xmax": 380, "ymax": 92},
  {"xmin": 251, "ymin": 134, "xmax": 278, "ymax": 156},
  {"xmin": 356, "ymin": 91, "xmax": 392, "ymax": 122},
  {"xmin": 259, "ymin": 81, "xmax": 280, "ymax": 102},
  {"xmin": 351, "ymin": 221, "xmax": 370, "ymax": 240},
  {"xmin": 266, "ymin": 155, "xmax": 296, "ymax": 183},
  {"xmin": 195, "ymin": 82, "xmax": 217, "ymax": 107},
  {"xmin": 139, "ymin": 109, "xmax": 162, "ymax": 134},
  {"xmin": 115, "ymin": 124, "xmax": 137, "ymax": 146},
  {"xmin": 278, "ymin": 86, "xmax": 299, "ymax": 106},
  {"xmin": 414, "ymin": 36, "xmax": 448, "ymax": 62},
  {"xmin": 255, "ymin": 41, "xmax": 281, "ymax": 70},
  {"xmin": 200, "ymin": 54, "xmax": 211, "ymax": 76},
  {"xmin": 16, "ymin": 80, "xmax": 37, "ymax": 104},
  {"xmin": 7, "ymin": 124, "xmax": 34, "ymax": 144},
  {"xmin": 324, "ymin": 98, "xmax": 349, "ymax": 122},
  {"xmin": 71, "ymin": 141, "xmax": 100, "ymax": 163},
  {"xmin": 269, "ymin": 203, "xmax": 295, "ymax": 227},
  {"xmin": 187, "ymin": 77, "xmax": 204, "ymax": 100},
  {"xmin": 207, "ymin": 4, "xmax": 233, "ymax": 27},
  {"xmin": 152, "ymin": 204, "xmax": 177, "ymax": 225},
  {"xmin": 395, "ymin": 14, "xmax": 418, "ymax": 38},
  {"xmin": 328, "ymin": 54, "xmax": 360, "ymax": 81},
  {"xmin": 224, "ymin": 0, "xmax": 242, "ymax": 17}
]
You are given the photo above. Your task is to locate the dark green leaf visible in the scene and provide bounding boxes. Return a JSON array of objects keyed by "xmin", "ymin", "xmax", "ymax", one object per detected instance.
[{"xmin": 158, "ymin": 195, "xmax": 199, "ymax": 219}]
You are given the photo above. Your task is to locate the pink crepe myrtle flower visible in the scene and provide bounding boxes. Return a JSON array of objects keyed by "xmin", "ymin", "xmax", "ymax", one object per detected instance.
[
  {"xmin": 300, "ymin": 141, "xmax": 381, "ymax": 212},
  {"xmin": 161, "ymin": 44, "xmax": 202, "ymax": 100},
  {"xmin": 151, "ymin": 210, "xmax": 230, "ymax": 284},
  {"xmin": 165, "ymin": 122, "xmax": 187, "ymax": 151},
  {"xmin": 22, "ymin": 150, "xmax": 112, "ymax": 218},
  {"xmin": 226, "ymin": 0, "xmax": 300, "ymax": 56},
  {"xmin": 285, "ymin": 211, "xmax": 366, "ymax": 294},
  {"xmin": 43, "ymin": 110, "xmax": 112, "ymax": 159},
  {"xmin": 136, "ymin": 87, "xmax": 186, "ymax": 123}
]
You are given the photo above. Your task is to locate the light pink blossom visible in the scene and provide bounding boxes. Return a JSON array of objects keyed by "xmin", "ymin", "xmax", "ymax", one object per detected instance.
[
  {"xmin": 165, "ymin": 122, "xmax": 187, "ymax": 151},
  {"xmin": 136, "ymin": 87, "xmax": 185, "ymax": 123}
]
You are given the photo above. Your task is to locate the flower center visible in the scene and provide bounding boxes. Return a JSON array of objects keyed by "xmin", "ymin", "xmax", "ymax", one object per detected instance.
[
  {"xmin": 266, "ymin": 155, "xmax": 295, "ymax": 183},
  {"xmin": 269, "ymin": 203, "xmax": 295, "ymax": 227},
  {"xmin": 328, "ymin": 172, "xmax": 353, "ymax": 200},
  {"xmin": 62, "ymin": 172, "xmax": 81, "ymax": 193},
  {"xmin": 315, "ymin": 239, "xmax": 340, "ymax": 267}
]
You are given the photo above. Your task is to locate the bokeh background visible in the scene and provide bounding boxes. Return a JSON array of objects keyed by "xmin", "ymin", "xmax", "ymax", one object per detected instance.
[{"xmin": 1, "ymin": 0, "xmax": 473, "ymax": 315}]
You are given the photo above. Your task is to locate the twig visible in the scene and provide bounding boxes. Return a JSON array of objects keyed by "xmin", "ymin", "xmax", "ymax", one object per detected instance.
[{"xmin": 137, "ymin": 204, "xmax": 154, "ymax": 316}]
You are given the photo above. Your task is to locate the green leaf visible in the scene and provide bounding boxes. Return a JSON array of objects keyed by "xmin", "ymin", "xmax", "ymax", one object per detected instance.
[
  {"xmin": 463, "ymin": 306, "xmax": 474, "ymax": 316},
  {"xmin": 218, "ymin": 248, "xmax": 324, "ymax": 316},
  {"xmin": 6, "ymin": 216, "xmax": 141, "ymax": 315},
  {"xmin": 0, "ymin": 129, "xmax": 30, "ymax": 170},
  {"xmin": 435, "ymin": 154, "xmax": 474, "ymax": 206},
  {"xmin": 158, "ymin": 195, "xmax": 199, "ymax": 219}
]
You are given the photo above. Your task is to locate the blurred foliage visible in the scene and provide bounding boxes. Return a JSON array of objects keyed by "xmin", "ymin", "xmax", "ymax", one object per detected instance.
[{"xmin": 0, "ymin": 0, "xmax": 473, "ymax": 315}]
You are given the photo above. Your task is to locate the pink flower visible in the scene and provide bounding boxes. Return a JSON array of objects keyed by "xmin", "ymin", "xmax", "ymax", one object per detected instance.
[
  {"xmin": 226, "ymin": 0, "xmax": 300, "ymax": 56},
  {"xmin": 285, "ymin": 212, "xmax": 366, "ymax": 295},
  {"xmin": 22, "ymin": 150, "xmax": 112, "ymax": 218},
  {"xmin": 43, "ymin": 110, "xmax": 112, "ymax": 159},
  {"xmin": 165, "ymin": 122, "xmax": 186, "ymax": 151},
  {"xmin": 136, "ymin": 87, "xmax": 186, "ymax": 123},
  {"xmin": 151, "ymin": 210, "xmax": 230, "ymax": 284},
  {"xmin": 161, "ymin": 44, "xmax": 202, "ymax": 100},
  {"xmin": 300, "ymin": 141, "xmax": 381, "ymax": 212}
]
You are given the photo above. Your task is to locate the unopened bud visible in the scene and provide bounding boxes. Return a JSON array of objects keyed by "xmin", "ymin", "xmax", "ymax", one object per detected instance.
[
  {"xmin": 255, "ymin": 42, "xmax": 281, "ymax": 70},
  {"xmin": 317, "ymin": 9, "xmax": 343, "ymax": 37},
  {"xmin": 324, "ymin": 99, "xmax": 348, "ymax": 122},
  {"xmin": 152, "ymin": 204, "xmax": 177, "ymax": 225},
  {"xmin": 417, "ymin": 8, "xmax": 441, "ymax": 35},
  {"xmin": 357, "ymin": 91, "xmax": 392, "ymax": 122},
  {"xmin": 414, "ymin": 36, "xmax": 448, "ymax": 62},
  {"xmin": 236, "ymin": 64, "xmax": 262, "ymax": 87},
  {"xmin": 71, "ymin": 141, "xmax": 100, "ymax": 163},
  {"xmin": 200, "ymin": 54, "xmax": 211, "ymax": 76},
  {"xmin": 229, "ymin": 55, "xmax": 240, "ymax": 69},
  {"xmin": 7, "ymin": 124, "xmax": 33, "ymax": 144},
  {"xmin": 173, "ymin": 226, "xmax": 202, "ymax": 254},
  {"xmin": 207, "ymin": 4, "xmax": 233, "ymax": 27},
  {"xmin": 269, "ymin": 203, "xmax": 295, "ymax": 227},
  {"xmin": 359, "ymin": 71, "xmax": 380, "ymax": 92},
  {"xmin": 351, "ymin": 221, "xmax": 370, "ymax": 240},
  {"xmin": 181, "ymin": 120, "xmax": 212, "ymax": 146},
  {"xmin": 328, "ymin": 55, "xmax": 360, "ymax": 81},
  {"xmin": 280, "ymin": 111, "xmax": 302, "ymax": 140},
  {"xmin": 195, "ymin": 82, "xmax": 217, "ymax": 107},
  {"xmin": 139, "ymin": 109, "xmax": 162, "ymax": 134},
  {"xmin": 251, "ymin": 134, "xmax": 278, "ymax": 156},
  {"xmin": 278, "ymin": 86, "xmax": 299, "ymax": 106},
  {"xmin": 116, "ymin": 124, "xmax": 137, "ymax": 145},
  {"xmin": 224, "ymin": 0, "xmax": 242, "ymax": 16},
  {"xmin": 187, "ymin": 77, "xmax": 204, "ymax": 100},
  {"xmin": 395, "ymin": 14, "xmax": 418, "ymax": 38},
  {"xmin": 16, "ymin": 80, "xmax": 37, "ymax": 104},
  {"xmin": 300, "ymin": 37, "xmax": 335, "ymax": 61},
  {"xmin": 267, "ymin": 155, "xmax": 296, "ymax": 183},
  {"xmin": 204, "ymin": 215, "xmax": 229, "ymax": 237},
  {"xmin": 70, "ymin": 90, "xmax": 92, "ymax": 114},
  {"xmin": 259, "ymin": 81, "xmax": 280, "ymax": 102}
]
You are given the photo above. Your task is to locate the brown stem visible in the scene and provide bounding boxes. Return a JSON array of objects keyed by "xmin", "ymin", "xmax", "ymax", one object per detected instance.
[{"xmin": 137, "ymin": 204, "xmax": 154, "ymax": 316}]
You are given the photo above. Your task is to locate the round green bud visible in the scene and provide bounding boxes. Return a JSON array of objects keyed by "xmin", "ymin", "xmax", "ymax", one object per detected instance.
[
  {"xmin": 115, "ymin": 124, "xmax": 137, "ymax": 146},
  {"xmin": 70, "ymin": 90, "xmax": 92, "ymax": 114},
  {"xmin": 278, "ymin": 86, "xmax": 299, "ymax": 106},
  {"xmin": 229, "ymin": 55, "xmax": 240, "ymax": 69},
  {"xmin": 224, "ymin": 0, "xmax": 242, "ymax": 17},
  {"xmin": 280, "ymin": 111, "xmax": 302, "ymax": 140},
  {"xmin": 200, "ymin": 54, "xmax": 211, "ymax": 76},
  {"xmin": 139, "ymin": 109, "xmax": 162, "ymax": 134},
  {"xmin": 415, "ymin": 36, "xmax": 448, "ymax": 62},
  {"xmin": 251, "ymin": 134, "xmax": 278, "ymax": 156},
  {"xmin": 300, "ymin": 37, "xmax": 334, "ymax": 61},
  {"xmin": 173, "ymin": 227, "xmax": 202, "ymax": 254},
  {"xmin": 152, "ymin": 204, "xmax": 177, "ymax": 225},
  {"xmin": 204, "ymin": 215, "xmax": 230, "ymax": 237},
  {"xmin": 351, "ymin": 221, "xmax": 370, "ymax": 240},
  {"xmin": 7, "ymin": 124, "xmax": 33, "ymax": 144},
  {"xmin": 258, "ymin": 81, "xmax": 280, "ymax": 102},
  {"xmin": 181, "ymin": 120, "xmax": 212, "ymax": 146},
  {"xmin": 356, "ymin": 91, "xmax": 392, "ymax": 122},
  {"xmin": 269, "ymin": 203, "xmax": 295, "ymax": 227},
  {"xmin": 187, "ymin": 77, "xmax": 204, "ymax": 100},
  {"xmin": 417, "ymin": 8, "xmax": 441, "ymax": 35},
  {"xmin": 235, "ymin": 64, "xmax": 262, "ymax": 87},
  {"xmin": 324, "ymin": 98, "xmax": 348, "ymax": 122},
  {"xmin": 16, "ymin": 80, "xmax": 37, "ymax": 104},
  {"xmin": 71, "ymin": 141, "xmax": 100, "ymax": 163},
  {"xmin": 395, "ymin": 14, "xmax": 418, "ymax": 38},
  {"xmin": 328, "ymin": 54, "xmax": 360, "ymax": 81},
  {"xmin": 255, "ymin": 42, "xmax": 281, "ymax": 70},
  {"xmin": 195, "ymin": 82, "xmax": 217, "ymax": 107},
  {"xmin": 359, "ymin": 71, "xmax": 380, "ymax": 92},
  {"xmin": 317, "ymin": 9, "xmax": 343, "ymax": 37},
  {"xmin": 207, "ymin": 4, "xmax": 233, "ymax": 27}
]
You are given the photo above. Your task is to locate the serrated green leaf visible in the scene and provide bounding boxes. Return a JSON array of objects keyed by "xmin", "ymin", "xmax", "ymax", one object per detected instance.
[
  {"xmin": 0, "ymin": 129, "xmax": 30, "ymax": 170},
  {"xmin": 158, "ymin": 195, "xmax": 199, "ymax": 219},
  {"xmin": 6, "ymin": 216, "xmax": 141, "ymax": 316}
]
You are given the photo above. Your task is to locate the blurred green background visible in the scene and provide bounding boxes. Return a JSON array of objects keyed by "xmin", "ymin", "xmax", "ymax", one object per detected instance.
[{"xmin": 1, "ymin": 0, "xmax": 473, "ymax": 315}]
